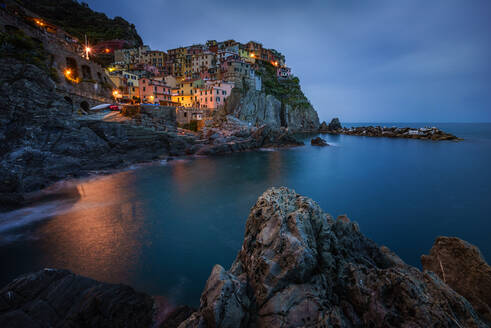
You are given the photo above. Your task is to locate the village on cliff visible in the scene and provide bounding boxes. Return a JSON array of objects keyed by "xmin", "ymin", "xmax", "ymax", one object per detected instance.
[{"xmin": 1, "ymin": 1, "xmax": 293, "ymax": 129}]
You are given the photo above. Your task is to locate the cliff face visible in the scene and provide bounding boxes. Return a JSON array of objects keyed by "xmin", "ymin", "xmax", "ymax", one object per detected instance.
[
  {"xmin": 180, "ymin": 187, "xmax": 487, "ymax": 328},
  {"xmin": 223, "ymin": 62, "xmax": 320, "ymax": 132},
  {"xmin": 226, "ymin": 88, "xmax": 319, "ymax": 132}
]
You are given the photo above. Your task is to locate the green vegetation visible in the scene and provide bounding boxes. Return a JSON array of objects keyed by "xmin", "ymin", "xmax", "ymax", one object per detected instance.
[
  {"xmin": 0, "ymin": 29, "xmax": 59, "ymax": 81},
  {"xmin": 257, "ymin": 61, "xmax": 312, "ymax": 110},
  {"xmin": 16, "ymin": 0, "xmax": 143, "ymax": 46}
]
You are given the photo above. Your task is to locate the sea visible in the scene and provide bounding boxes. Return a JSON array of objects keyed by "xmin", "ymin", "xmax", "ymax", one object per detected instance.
[{"xmin": 1, "ymin": 123, "xmax": 490, "ymax": 306}]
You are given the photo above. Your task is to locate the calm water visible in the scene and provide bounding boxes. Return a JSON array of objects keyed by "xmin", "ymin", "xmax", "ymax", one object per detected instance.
[{"xmin": 1, "ymin": 123, "xmax": 490, "ymax": 306}]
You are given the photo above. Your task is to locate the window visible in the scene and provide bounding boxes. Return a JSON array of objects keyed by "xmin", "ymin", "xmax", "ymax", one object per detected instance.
[
  {"xmin": 217, "ymin": 97, "xmax": 220, "ymax": 102},
  {"xmin": 143, "ymin": 87, "xmax": 146, "ymax": 91}
]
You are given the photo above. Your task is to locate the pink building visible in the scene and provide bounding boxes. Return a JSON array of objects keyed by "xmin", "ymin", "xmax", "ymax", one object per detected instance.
[
  {"xmin": 139, "ymin": 78, "xmax": 172, "ymax": 104},
  {"xmin": 197, "ymin": 80, "xmax": 234, "ymax": 110}
]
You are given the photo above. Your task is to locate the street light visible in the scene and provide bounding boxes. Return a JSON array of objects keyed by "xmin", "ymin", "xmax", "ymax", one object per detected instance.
[{"xmin": 85, "ymin": 47, "xmax": 91, "ymax": 60}]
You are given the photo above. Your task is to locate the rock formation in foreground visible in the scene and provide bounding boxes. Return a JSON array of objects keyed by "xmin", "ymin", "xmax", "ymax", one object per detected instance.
[
  {"xmin": 0, "ymin": 269, "xmax": 154, "ymax": 328},
  {"xmin": 1, "ymin": 188, "xmax": 490, "ymax": 327},
  {"xmin": 422, "ymin": 236, "xmax": 491, "ymax": 323},
  {"xmin": 180, "ymin": 187, "xmax": 487, "ymax": 327}
]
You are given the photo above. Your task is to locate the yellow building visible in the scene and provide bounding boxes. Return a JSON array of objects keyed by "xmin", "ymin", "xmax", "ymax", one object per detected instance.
[{"xmin": 171, "ymin": 79, "xmax": 206, "ymax": 107}]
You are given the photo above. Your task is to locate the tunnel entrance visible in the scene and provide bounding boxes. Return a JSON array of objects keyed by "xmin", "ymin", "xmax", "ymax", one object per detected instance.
[{"xmin": 80, "ymin": 101, "xmax": 89, "ymax": 112}]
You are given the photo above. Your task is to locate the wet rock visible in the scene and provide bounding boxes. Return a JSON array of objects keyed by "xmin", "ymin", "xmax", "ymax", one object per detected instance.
[
  {"xmin": 319, "ymin": 118, "xmax": 342, "ymax": 132},
  {"xmin": 311, "ymin": 136, "xmax": 328, "ymax": 146},
  {"xmin": 422, "ymin": 236, "xmax": 491, "ymax": 323},
  {"xmin": 0, "ymin": 268, "xmax": 154, "ymax": 328},
  {"xmin": 180, "ymin": 187, "xmax": 486, "ymax": 327}
]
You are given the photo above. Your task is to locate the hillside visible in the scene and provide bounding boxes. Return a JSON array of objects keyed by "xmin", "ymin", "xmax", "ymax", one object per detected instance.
[{"xmin": 14, "ymin": 0, "xmax": 143, "ymax": 46}]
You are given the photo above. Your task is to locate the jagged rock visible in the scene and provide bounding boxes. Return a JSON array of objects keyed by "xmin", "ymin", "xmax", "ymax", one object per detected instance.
[
  {"xmin": 180, "ymin": 187, "xmax": 487, "ymax": 328},
  {"xmin": 319, "ymin": 118, "xmax": 342, "ymax": 132},
  {"xmin": 0, "ymin": 268, "xmax": 154, "ymax": 328},
  {"xmin": 327, "ymin": 117, "xmax": 342, "ymax": 131},
  {"xmin": 310, "ymin": 137, "xmax": 328, "ymax": 146},
  {"xmin": 319, "ymin": 121, "xmax": 329, "ymax": 131},
  {"xmin": 422, "ymin": 236, "xmax": 491, "ymax": 323},
  {"xmin": 229, "ymin": 89, "xmax": 319, "ymax": 132}
]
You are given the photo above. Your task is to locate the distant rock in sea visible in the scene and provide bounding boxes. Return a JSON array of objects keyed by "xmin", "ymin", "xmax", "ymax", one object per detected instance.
[{"xmin": 311, "ymin": 136, "xmax": 329, "ymax": 146}]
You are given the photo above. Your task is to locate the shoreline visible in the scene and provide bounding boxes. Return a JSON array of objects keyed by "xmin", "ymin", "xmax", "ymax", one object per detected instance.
[{"xmin": 0, "ymin": 139, "xmax": 305, "ymax": 213}]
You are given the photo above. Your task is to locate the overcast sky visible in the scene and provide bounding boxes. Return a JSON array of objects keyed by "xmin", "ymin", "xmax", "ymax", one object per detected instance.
[{"xmin": 85, "ymin": 0, "xmax": 491, "ymax": 123}]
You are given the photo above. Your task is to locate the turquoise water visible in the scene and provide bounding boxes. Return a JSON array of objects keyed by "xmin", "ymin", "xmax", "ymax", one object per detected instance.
[{"xmin": 0, "ymin": 123, "xmax": 490, "ymax": 306}]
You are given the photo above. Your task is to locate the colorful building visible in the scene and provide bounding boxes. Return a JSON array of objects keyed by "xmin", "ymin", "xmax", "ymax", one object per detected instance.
[{"xmin": 139, "ymin": 78, "xmax": 172, "ymax": 104}]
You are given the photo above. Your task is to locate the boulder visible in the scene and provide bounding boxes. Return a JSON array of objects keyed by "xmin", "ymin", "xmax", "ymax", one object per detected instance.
[
  {"xmin": 310, "ymin": 136, "xmax": 328, "ymax": 146},
  {"xmin": 327, "ymin": 117, "xmax": 342, "ymax": 131},
  {"xmin": 180, "ymin": 187, "xmax": 487, "ymax": 327},
  {"xmin": 319, "ymin": 121, "xmax": 329, "ymax": 131},
  {"xmin": 422, "ymin": 236, "xmax": 491, "ymax": 323},
  {"xmin": 0, "ymin": 268, "xmax": 154, "ymax": 328}
]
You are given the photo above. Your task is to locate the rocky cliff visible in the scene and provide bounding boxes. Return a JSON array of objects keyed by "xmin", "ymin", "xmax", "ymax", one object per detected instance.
[
  {"xmin": 0, "ymin": 58, "xmax": 191, "ymax": 209},
  {"xmin": 223, "ymin": 62, "xmax": 320, "ymax": 132},
  {"xmin": 180, "ymin": 187, "xmax": 488, "ymax": 327}
]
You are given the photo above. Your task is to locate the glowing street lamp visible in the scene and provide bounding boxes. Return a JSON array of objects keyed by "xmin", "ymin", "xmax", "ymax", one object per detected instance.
[{"xmin": 85, "ymin": 47, "xmax": 91, "ymax": 60}]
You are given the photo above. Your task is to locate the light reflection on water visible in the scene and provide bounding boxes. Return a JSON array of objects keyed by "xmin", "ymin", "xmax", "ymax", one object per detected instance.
[
  {"xmin": 38, "ymin": 172, "xmax": 145, "ymax": 283},
  {"xmin": 1, "ymin": 123, "xmax": 491, "ymax": 307}
]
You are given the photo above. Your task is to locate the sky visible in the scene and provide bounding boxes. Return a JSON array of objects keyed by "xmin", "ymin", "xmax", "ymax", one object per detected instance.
[{"xmin": 85, "ymin": 0, "xmax": 491, "ymax": 123}]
